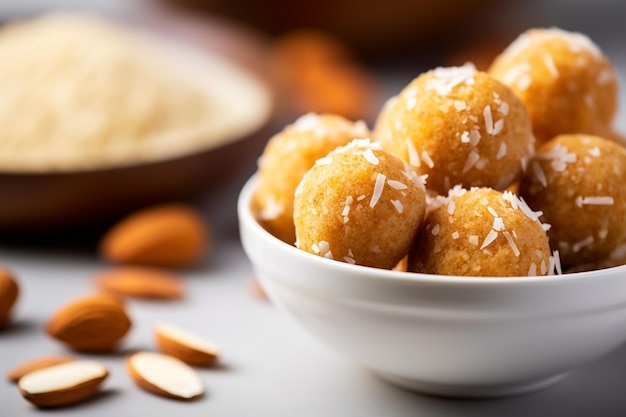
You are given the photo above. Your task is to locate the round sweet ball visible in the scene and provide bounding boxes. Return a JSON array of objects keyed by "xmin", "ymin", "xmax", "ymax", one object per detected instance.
[
  {"xmin": 566, "ymin": 241, "xmax": 626, "ymax": 273},
  {"xmin": 252, "ymin": 112, "xmax": 369, "ymax": 244},
  {"xmin": 408, "ymin": 187, "xmax": 555, "ymax": 277},
  {"xmin": 293, "ymin": 138, "xmax": 427, "ymax": 269},
  {"xmin": 519, "ymin": 134, "xmax": 626, "ymax": 267},
  {"xmin": 373, "ymin": 63, "xmax": 535, "ymax": 195},
  {"xmin": 488, "ymin": 27, "xmax": 619, "ymax": 144}
]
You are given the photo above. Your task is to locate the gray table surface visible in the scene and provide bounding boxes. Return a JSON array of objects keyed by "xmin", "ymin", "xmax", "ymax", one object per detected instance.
[{"xmin": 2, "ymin": 1, "xmax": 626, "ymax": 416}]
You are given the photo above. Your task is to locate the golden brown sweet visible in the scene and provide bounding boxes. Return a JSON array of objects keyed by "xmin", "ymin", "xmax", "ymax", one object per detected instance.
[
  {"xmin": 566, "ymin": 241, "xmax": 626, "ymax": 273},
  {"xmin": 488, "ymin": 27, "xmax": 619, "ymax": 144},
  {"xmin": 408, "ymin": 187, "xmax": 554, "ymax": 277},
  {"xmin": 293, "ymin": 138, "xmax": 427, "ymax": 269},
  {"xmin": 519, "ymin": 134, "xmax": 626, "ymax": 267},
  {"xmin": 252, "ymin": 113, "xmax": 369, "ymax": 244},
  {"xmin": 374, "ymin": 64, "xmax": 534, "ymax": 195}
]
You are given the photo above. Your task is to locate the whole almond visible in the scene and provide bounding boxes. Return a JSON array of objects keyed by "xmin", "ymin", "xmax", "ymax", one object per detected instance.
[
  {"xmin": 94, "ymin": 267, "xmax": 184, "ymax": 299},
  {"xmin": 0, "ymin": 268, "xmax": 19, "ymax": 327},
  {"xmin": 126, "ymin": 351, "xmax": 204, "ymax": 400},
  {"xmin": 46, "ymin": 294, "xmax": 131, "ymax": 352},
  {"xmin": 155, "ymin": 322, "xmax": 219, "ymax": 367},
  {"xmin": 18, "ymin": 360, "xmax": 108, "ymax": 408},
  {"xmin": 7, "ymin": 355, "xmax": 75, "ymax": 383},
  {"xmin": 100, "ymin": 204, "xmax": 209, "ymax": 268}
]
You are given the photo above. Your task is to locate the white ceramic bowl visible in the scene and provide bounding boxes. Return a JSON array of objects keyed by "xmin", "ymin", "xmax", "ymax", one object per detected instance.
[{"xmin": 238, "ymin": 175, "xmax": 626, "ymax": 398}]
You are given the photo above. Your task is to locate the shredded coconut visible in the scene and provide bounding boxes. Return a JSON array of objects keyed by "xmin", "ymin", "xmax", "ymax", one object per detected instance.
[
  {"xmin": 387, "ymin": 179, "xmax": 407, "ymax": 190},
  {"xmin": 363, "ymin": 148, "xmax": 379, "ymax": 165},
  {"xmin": 551, "ymin": 250, "xmax": 563, "ymax": 275},
  {"xmin": 260, "ymin": 195, "xmax": 283, "ymax": 220},
  {"xmin": 543, "ymin": 54, "xmax": 559, "ymax": 77},
  {"xmin": 492, "ymin": 119, "xmax": 504, "ymax": 135},
  {"xmin": 421, "ymin": 151, "xmax": 435, "ymax": 168},
  {"xmin": 370, "ymin": 173, "xmax": 386, "ymax": 208},
  {"xmin": 462, "ymin": 151, "xmax": 480, "ymax": 173},
  {"xmin": 453, "ymin": 100, "xmax": 467, "ymax": 111},
  {"xmin": 493, "ymin": 217, "xmax": 505, "ymax": 231},
  {"xmin": 469, "ymin": 128, "xmax": 481, "ymax": 146},
  {"xmin": 318, "ymin": 241, "xmax": 333, "ymax": 259},
  {"xmin": 496, "ymin": 142, "xmax": 507, "ymax": 159},
  {"xmin": 483, "ymin": 105, "xmax": 494, "ymax": 134},
  {"xmin": 390, "ymin": 199, "xmax": 404, "ymax": 213},
  {"xmin": 503, "ymin": 231, "xmax": 520, "ymax": 257},
  {"xmin": 481, "ymin": 230, "xmax": 498, "ymax": 249},
  {"xmin": 315, "ymin": 156, "xmax": 333, "ymax": 166},
  {"xmin": 536, "ymin": 143, "xmax": 577, "ymax": 172},
  {"xmin": 344, "ymin": 256, "xmax": 356, "ymax": 264},
  {"xmin": 425, "ymin": 63, "xmax": 477, "ymax": 96},
  {"xmin": 447, "ymin": 200, "xmax": 456, "ymax": 215},
  {"xmin": 575, "ymin": 196, "xmax": 614, "ymax": 207},
  {"xmin": 572, "ymin": 236, "xmax": 594, "ymax": 253},
  {"xmin": 588, "ymin": 146, "xmax": 601, "ymax": 157},
  {"xmin": 0, "ymin": 13, "xmax": 276, "ymax": 171},
  {"xmin": 498, "ymin": 101, "xmax": 510, "ymax": 116},
  {"xmin": 406, "ymin": 139, "xmax": 420, "ymax": 167}
]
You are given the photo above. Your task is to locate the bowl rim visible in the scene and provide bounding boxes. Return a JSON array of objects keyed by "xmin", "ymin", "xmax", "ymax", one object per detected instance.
[{"xmin": 238, "ymin": 173, "xmax": 626, "ymax": 287}]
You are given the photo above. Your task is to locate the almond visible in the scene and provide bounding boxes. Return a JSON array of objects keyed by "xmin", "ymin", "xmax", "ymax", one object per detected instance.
[
  {"xmin": 100, "ymin": 204, "xmax": 209, "ymax": 268},
  {"xmin": 0, "ymin": 268, "xmax": 19, "ymax": 327},
  {"xmin": 46, "ymin": 293, "xmax": 132, "ymax": 352},
  {"xmin": 250, "ymin": 278, "xmax": 268, "ymax": 300},
  {"xmin": 94, "ymin": 267, "xmax": 184, "ymax": 299},
  {"xmin": 126, "ymin": 351, "xmax": 204, "ymax": 400},
  {"xmin": 18, "ymin": 360, "xmax": 108, "ymax": 408},
  {"xmin": 6, "ymin": 355, "xmax": 75, "ymax": 383},
  {"xmin": 155, "ymin": 322, "xmax": 219, "ymax": 367}
]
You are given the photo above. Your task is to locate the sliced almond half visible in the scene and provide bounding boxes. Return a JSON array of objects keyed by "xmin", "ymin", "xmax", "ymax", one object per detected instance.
[
  {"xmin": 126, "ymin": 351, "xmax": 204, "ymax": 400},
  {"xmin": 155, "ymin": 322, "xmax": 219, "ymax": 367},
  {"xmin": 6, "ymin": 355, "xmax": 75, "ymax": 383},
  {"xmin": 18, "ymin": 360, "xmax": 108, "ymax": 408}
]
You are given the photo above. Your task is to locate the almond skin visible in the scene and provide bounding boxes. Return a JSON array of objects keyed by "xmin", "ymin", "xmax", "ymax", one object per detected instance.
[
  {"xmin": 46, "ymin": 294, "xmax": 132, "ymax": 353},
  {"xmin": 0, "ymin": 268, "xmax": 19, "ymax": 327},
  {"xmin": 99, "ymin": 204, "xmax": 210, "ymax": 268},
  {"xmin": 18, "ymin": 360, "xmax": 108, "ymax": 408},
  {"xmin": 94, "ymin": 267, "xmax": 184, "ymax": 299},
  {"xmin": 126, "ymin": 351, "xmax": 204, "ymax": 400},
  {"xmin": 155, "ymin": 322, "xmax": 219, "ymax": 367},
  {"xmin": 7, "ymin": 355, "xmax": 75, "ymax": 383}
]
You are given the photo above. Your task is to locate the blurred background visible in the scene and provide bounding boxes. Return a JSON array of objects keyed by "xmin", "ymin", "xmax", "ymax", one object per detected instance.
[{"xmin": 0, "ymin": 0, "xmax": 624, "ymax": 239}]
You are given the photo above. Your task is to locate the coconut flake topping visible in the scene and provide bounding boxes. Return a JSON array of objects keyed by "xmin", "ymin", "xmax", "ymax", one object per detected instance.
[
  {"xmin": 425, "ymin": 63, "xmax": 477, "ymax": 96},
  {"xmin": 370, "ymin": 173, "xmax": 386, "ymax": 208}
]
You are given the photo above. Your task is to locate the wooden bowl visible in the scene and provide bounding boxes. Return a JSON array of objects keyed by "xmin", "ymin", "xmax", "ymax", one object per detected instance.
[{"xmin": 0, "ymin": 10, "xmax": 275, "ymax": 235}]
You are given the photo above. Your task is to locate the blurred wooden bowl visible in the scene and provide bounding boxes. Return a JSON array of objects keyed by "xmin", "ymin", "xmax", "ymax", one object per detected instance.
[
  {"xmin": 161, "ymin": 0, "xmax": 498, "ymax": 58},
  {"xmin": 0, "ymin": 10, "xmax": 275, "ymax": 235}
]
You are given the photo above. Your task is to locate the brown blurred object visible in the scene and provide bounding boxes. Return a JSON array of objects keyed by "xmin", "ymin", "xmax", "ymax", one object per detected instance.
[
  {"xmin": 446, "ymin": 36, "xmax": 513, "ymax": 71},
  {"xmin": 250, "ymin": 279, "xmax": 268, "ymax": 301},
  {"xmin": 0, "ymin": 268, "xmax": 19, "ymax": 327},
  {"xmin": 94, "ymin": 267, "xmax": 185, "ymax": 300},
  {"xmin": 163, "ymin": 0, "xmax": 497, "ymax": 58},
  {"xmin": 270, "ymin": 29, "xmax": 381, "ymax": 123}
]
